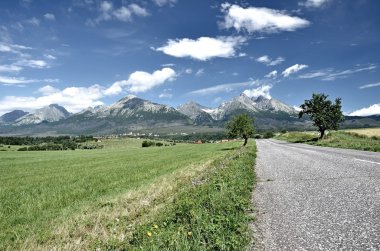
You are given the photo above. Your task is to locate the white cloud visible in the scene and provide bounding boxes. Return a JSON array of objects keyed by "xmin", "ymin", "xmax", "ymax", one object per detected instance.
[
  {"xmin": 96, "ymin": 1, "xmax": 149, "ymax": 23},
  {"xmin": 243, "ymin": 84, "xmax": 272, "ymax": 99},
  {"xmin": 44, "ymin": 13, "xmax": 55, "ymax": 21},
  {"xmin": 129, "ymin": 4, "xmax": 149, "ymax": 17},
  {"xmin": 282, "ymin": 64, "xmax": 308, "ymax": 77},
  {"xmin": 195, "ymin": 68, "xmax": 204, "ymax": 76},
  {"xmin": 359, "ymin": 82, "xmax": 380, "ymax": 89},
  {"xmin": 189, "ymin": 81, "xmax": 253, "ymax": 95},
  {"xmin": 25, "ymin": 17, "xmax": 40, "ymax": 26},
  {"xmin": 44, "ymin": 54, "xmax": 57, "ymax": 60},
  {"xmin": 221, "ymin": 4, "xmax": 310, "ymax": 34},
  {"xmin": 0, "ymin": 68, "xmax": 176, "ymax": 114},
  {"xmin": 256, "ymin": 55, "xmax": 270, "ymax": 64},
  {"xmin": 105, "ymin": 68, "xmax": 176, "ymax": 94},
  {"xmin": 161, "ymin": 63, "xmax": 175, "ymax": 67},
  {"xmin": 113, "ymin": 7, "xmax": 132, "ymax": 21},
  {"xmin": 38, "ymin": 85, "xmax": 59, "ymax": 95},
  {"xmin": 152, "ymin": 0, "xmax": 176, "ymax": 7},
  {"xmin": 0, "ymin": 76, "xmax": 36, "ymax": 85},
  {"xmin": 155, "ymin": 36, "xmax": 246, "ymax": 61},
  {"xmin": 265, "ymin": 70, "xmax": 278, "ymax": 78},
  {"xmin": 256, "ymin": 55, "xmax": 285, "ymax": 66},
  {"xmin": 298, "ymin": 65, "xmax": 377, "ymax": 81},
  {"xmin": 0, "ymin": 85, "xmax": 105, "ymax": 114},
  {"xmin": 0, "ymin": 65, "xmax": 22, "ymax": 73},
  {"xmin": 0, "ymin": 76, "xmax": 58, "ymax": 85},
  {"xmin": 300, "ymin": 0, "xmax": 329, "ymax": 8},
  {"xmin": 16, "ymin": 59, "xmax": 49, "ymax": 69},
  {"xmin": 185, "ymin": 68, "xmax": 192, "ymax": 74},
  {"xmin": 293, "ymin": 105, "xmax": 302, "ymax": 112},
  {"xmin": 159, "ymin": 93, "xmax": 173, "ymax": 98},
  {"xmin": 100, "ymin": 1, "xmax": 113, "ymax": 12},
  {"xmin": 103, "ymin": 82, "xmax": 123, "ymax": 96},
  {"xmin": 349, "ymin": 104, "xmax": 380, "ymax": 116},
  {"xmin": 0, "ymin": 42, "xmax": 32, "ymax": 54},
  {"xmin": 298, "ymin": 70, "xmax": 329, "ymax": 79}
]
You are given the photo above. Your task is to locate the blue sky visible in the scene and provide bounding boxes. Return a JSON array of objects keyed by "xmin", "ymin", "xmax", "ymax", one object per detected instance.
[{"xmin": 0, "ymin": 0, "xmax": 379, "ymax": 116}]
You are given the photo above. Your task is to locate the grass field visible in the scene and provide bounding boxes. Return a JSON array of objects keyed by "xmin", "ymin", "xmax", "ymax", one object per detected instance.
[
  {"xmin": 0, "ymin": 138, "xmax": 255, "ymax": 250},
  {"xmin": 344, "ymin": 127, "xmax": 380, "ymax": 137},
  {"xmin": 275, "ymin": 130, "xmax": 380, "ymax": 152}
]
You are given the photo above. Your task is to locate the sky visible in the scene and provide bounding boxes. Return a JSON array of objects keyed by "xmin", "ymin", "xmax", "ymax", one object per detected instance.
[{"xmin": 0, "ymin": 0, "xmax": 379, "ymax": 116}]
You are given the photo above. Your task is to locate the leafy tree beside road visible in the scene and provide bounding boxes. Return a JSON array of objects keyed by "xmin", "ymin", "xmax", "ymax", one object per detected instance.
[
  {"xmin": 299, "ymin": 93, "xmax": 345, "ymax": 139},
  {"xmin": 226, "ymin": 113, "xmax": 255, "ymax": 146}
]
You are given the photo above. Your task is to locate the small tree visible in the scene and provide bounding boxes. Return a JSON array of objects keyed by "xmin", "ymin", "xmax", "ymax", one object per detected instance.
[
  {"xmin": 299, "ymin": 93, "xmax": 344, "ymax": 139},
  {"xmin": 226, "ymin": 113, "xmax": 255, "ymax": 146}
]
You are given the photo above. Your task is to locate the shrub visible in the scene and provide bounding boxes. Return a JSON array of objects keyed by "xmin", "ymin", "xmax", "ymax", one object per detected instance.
[
  {"xmin": 142, "ymin": 140, "xmax": 155, "ymax": 148},
  {"xmin": 156, "ymin": 142, "xmax": 163, "ymax": 147},
  {"xmin": 263, "ymin": 131, "xmax": 275, "ymax": 139}
]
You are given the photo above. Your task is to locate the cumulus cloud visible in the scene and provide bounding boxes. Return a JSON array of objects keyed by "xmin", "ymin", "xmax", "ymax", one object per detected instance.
[
  {"xmin": 282, "ymin": 64, "xmax": 308, "ymax": 77},
  {"xmin": 300, "ymin": 0, "xmax": 329, "ymax": 8},
  {"xmin": 243, "ymin": 84, "xmax": 272, "ymax": 99},
  {"xmin": 349, "ymin": 104, "xmax": 380, "ymax": 116},
  {"xmin": 155, "ymin": 36, "xmax": 246, "ymax": 61},
  {"xmin": 44, "ymin": 13, "xmax": 55, "ymax": 21},
  {"xmin": 37, "ymin": 85, "xmax": 60, "ymax": 95},
  {"xmin": 105, "ymin": 67, "xmax": 176, "ymax": 94},
  {"xmin": 359, "ymin": 82, "xmax": 380, "ymax": 89},
  {"xmin": 221, "ymin": 3, "xmax": 310, "ymax": 33},
  {"xmin": 265, "ymin": 70, "xmax": 278, "ymax": 78},
  {"xmin": 96, "ymin": 1, "xmax": 149, "ymax": 23},
  {"xmin": 256, "ymin": 55, "xmax": 285, "ymax": 66},
  {"xmin": 0, "ymin": 85, "xmax": 105, "ymax": 114}
]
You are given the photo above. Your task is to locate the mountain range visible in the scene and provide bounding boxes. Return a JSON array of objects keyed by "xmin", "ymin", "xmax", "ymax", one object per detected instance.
[{"xmin": 0, "ymin": 94, "xmax": 379, "ymax": 136}]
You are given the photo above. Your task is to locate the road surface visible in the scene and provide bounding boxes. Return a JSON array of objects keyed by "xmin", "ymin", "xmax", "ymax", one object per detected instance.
[{"xmin": 252, "ymin": 139, "xmax": 380, "ymax": 250}]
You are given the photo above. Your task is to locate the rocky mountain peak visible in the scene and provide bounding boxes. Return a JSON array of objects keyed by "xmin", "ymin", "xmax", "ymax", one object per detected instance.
[{"xmin": 15, "ymin": 104, "xmax": 71, "ymax": 125}]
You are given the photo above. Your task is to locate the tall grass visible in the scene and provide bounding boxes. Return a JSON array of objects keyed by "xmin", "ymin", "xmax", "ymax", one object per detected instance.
[{"xmin": 275, "ymin": 131, "xmax": 380, "ymax": 152}]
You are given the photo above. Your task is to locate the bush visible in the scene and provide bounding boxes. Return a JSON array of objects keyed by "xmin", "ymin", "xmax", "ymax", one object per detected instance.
[
  {"xmin": 156, "ymin": 142, "xmax": 163, "ymax": 147},
  {"xmin": 142, "ymin": 140, "xmax": 156, "ymax": 148},
  {"xmin": 263, "ymin": 131, "xmax": 275, "ymax": 139},
  {"xmin": 253, "ymin": 134, "xmax": 262, "ymax": 139}
]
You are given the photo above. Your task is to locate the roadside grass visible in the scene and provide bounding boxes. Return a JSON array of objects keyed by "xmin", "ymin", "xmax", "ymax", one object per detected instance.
[
  {"xmin": 106, "ymin": 142, "xmax": 257, "ymax": 250},
  {"xmin": 344, "ymin": 127, "xmax": 380, "ymax": 137},
  {"xmin": 0, "ymin": 138, "xmax": 246, "ymax": 250},
  {"xmin": 275, "ymin": 131, "xmax": 380, "ymax": 152}
]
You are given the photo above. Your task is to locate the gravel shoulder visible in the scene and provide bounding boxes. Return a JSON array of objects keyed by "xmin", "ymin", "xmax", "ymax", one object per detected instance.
[{"xmin": 251, "ymin": 139, "xmax": 380, "ymax": 250}]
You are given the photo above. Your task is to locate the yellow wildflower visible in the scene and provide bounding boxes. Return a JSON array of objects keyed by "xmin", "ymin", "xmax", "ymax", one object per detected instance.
[
  {"xmin": 147, "ymin": 231, "xmax": 152, "ymax": 237},
  {"xmin": 153, "ymin": 224, "xmax": 159, "ymax": 229},
  {"xmin": 187, "ymin": 231, "xmax": 192, "ymax": 237}
]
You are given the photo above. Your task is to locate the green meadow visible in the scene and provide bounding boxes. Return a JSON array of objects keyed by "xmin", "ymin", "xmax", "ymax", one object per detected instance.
[
  {"xmin": 0, "ymin": 138, "xmax": 255, "ymax": 250},
  {"xmin": 275, "ymin": 130, "xmax": 380, "ymax": 152}
]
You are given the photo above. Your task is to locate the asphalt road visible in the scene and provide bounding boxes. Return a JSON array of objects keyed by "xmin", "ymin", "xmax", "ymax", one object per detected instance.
[{"xmin": 251, "ymin": 139, "xmax": 380, "ymax": 251}]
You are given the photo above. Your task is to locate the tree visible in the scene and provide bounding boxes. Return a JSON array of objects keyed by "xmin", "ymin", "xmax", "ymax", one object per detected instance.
[
  {"xmin": 226, "ymin": 113, "xmax": 255, "ymax": 146},
  {"xmin": 299, "ymin": 93, "xmax": 345, "ymax": 139}
]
